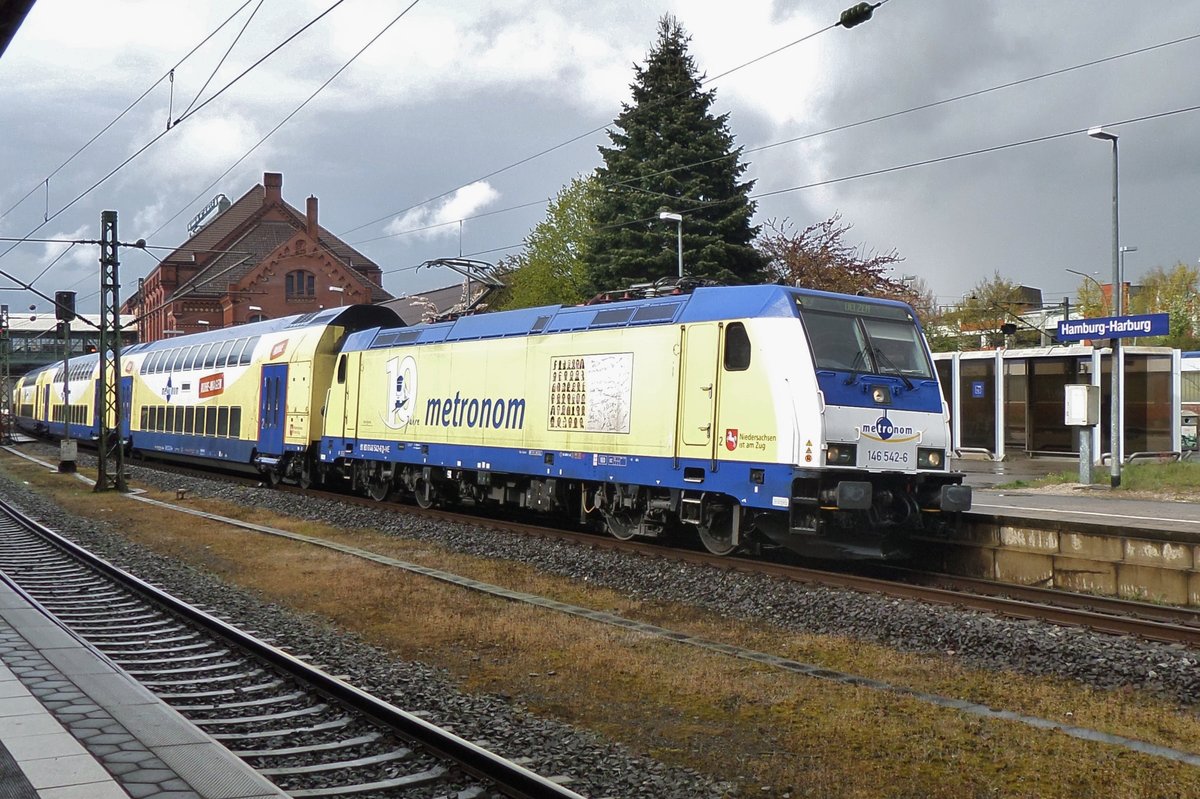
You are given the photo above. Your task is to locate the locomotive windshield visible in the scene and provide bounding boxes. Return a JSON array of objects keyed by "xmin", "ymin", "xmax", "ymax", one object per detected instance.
[{"xmin": 796, "ymin": 296, "xmax": 934, "ymax": 380}]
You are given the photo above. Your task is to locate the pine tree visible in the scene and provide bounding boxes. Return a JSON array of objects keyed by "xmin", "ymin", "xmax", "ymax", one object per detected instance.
[{"xmin": 588, "ymin": 16, "xmax": 764, "ymax": 290}]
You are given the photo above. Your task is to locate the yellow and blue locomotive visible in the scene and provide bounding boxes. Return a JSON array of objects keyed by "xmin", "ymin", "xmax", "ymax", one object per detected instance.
[{"xmin": 313, "ymin": 285, "xmax": 970, "ymax": 558}]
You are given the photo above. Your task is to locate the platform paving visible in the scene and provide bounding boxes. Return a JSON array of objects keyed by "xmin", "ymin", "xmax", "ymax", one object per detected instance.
[{"xmin": 0, "ymin": 579, "xmax": 287, "ymax": 799}]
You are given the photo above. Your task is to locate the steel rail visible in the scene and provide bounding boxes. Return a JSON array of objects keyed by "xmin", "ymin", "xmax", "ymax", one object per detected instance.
[{"xmin": 0, "ymin": 494, "xmax": 585, "ymax": 799}]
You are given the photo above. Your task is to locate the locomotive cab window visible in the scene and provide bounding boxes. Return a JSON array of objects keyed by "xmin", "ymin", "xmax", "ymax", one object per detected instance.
[
  {"xmin": 724, "ymin": 323, "xmax": 751, "ymax": 371},
  {"xmin": 797, "ymin": 297, "xmax": 933, "ymax": 380},
  {"xmin": 336, "ymin": 354, "xmax": 347, "ymax": 384}
]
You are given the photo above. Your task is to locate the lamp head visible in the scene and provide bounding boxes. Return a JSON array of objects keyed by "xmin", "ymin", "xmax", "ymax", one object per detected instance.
[
  {"xmin": 1087, "ymin": 126, "xmax": 1117, "ymax": 142},
  {"xmin": 658, "ymin": 211, "xmax": 682, "ymax": 222}
]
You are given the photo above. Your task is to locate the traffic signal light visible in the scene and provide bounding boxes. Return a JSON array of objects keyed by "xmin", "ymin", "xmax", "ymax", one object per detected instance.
[{"xmin": 55, "ymin": 291, "xmax": 76, "ymax": 322}]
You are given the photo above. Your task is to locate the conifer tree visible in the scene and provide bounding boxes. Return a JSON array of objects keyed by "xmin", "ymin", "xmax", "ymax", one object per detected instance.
[{"xmin": 589, "ymin": 16, "xmax": 764, "ymax": 289}]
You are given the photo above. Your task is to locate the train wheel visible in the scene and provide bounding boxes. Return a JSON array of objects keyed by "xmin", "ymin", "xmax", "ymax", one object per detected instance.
[
  {"xmin": 414, "ymin": 476, "xmax": 434, "ymax": 509},
  {"xmin": 367, "ymin": 466, "xmax": 392, "ymax": 502},
  {"xmin": 697, "ymin": 505, "xmax": 738, "ymax": 556},
  {"xmin": 604, "ymin": 509, "xmax": 639, "ymax": 541}
]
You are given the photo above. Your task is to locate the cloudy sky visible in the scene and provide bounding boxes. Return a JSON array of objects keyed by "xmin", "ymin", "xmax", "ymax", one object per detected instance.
[{"xmin": 1, "ymin": 0, "xmax": 1198, "ymax": 315}]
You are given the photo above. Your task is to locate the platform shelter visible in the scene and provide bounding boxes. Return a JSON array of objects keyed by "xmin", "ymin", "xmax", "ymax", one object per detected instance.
[{"xmin": 933, "ymin": 346, "xmax": 1181, "ymax": 461}]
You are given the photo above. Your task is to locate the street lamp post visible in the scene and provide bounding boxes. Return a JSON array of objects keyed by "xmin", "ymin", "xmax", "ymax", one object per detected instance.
[
  {"xmin": 1088, "ymin": 126, "xmax": 1122, "ymax": 488},
  {"xmin": 658, "ymin": 211, "xmax": 683, "ymax": 278},
  {"xmin": 1119, "ymin": 245, "xmax": 1136, "ymax": 310}
]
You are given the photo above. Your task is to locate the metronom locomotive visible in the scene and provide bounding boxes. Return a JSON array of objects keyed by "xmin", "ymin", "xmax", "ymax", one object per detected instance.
[{"xmin": 13, "ymin": 284, "xmax": 970, "ymax": 559}]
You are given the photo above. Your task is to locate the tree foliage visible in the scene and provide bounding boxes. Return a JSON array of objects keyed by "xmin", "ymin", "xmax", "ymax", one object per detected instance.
[
  {"xmin": 1129, "ymin": 262, "xmax": 1200, "ymax": 349},
  {"xmin": 757, "ymin": 215, "xmax": 911, "ymax": 299},
  {"xmin": 588, "ymin": 16, "xmax": 763, "ymax": 290},
  {"xmin": 940, "ymin": 271, "xmax": 1042, "ymax": 349},
  {"xmin": 493, "ymin": 176, "xmax": 601, "ymax": 311},
  {"xmin": 1071, "ymin": 274, "xmax": 1108, "ymax": 317}
]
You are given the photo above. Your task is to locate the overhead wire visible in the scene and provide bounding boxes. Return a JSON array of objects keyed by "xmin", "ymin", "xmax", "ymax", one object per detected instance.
[
  {"xmin": 0, "ymin": 0, "xmax": 354, "ymax": 268},
  {"xmin": 357, "ymin": 30, "xmax": 1200, "ymax": 253},
  {"xmin": 144, "ymin": 0, "xmax": 426, "ymax": 245},
  {"xmin": 0, "ymin": 0, "xmax": 258, "ymax": 226},
  {"xmin": 336, "ymin": 10, "xmax": 848, "ymax": 238},
  {"xmin": 177, "ymin": 0, "xmax": 267, "ymax": 122}
]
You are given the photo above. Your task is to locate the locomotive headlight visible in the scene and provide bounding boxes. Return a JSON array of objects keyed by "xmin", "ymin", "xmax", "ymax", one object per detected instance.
[
  {"xmin": 870, "ymin": 385, "xmax": 891, "ymax": 405},
  {"xmin": 917, "ymin": 448, "xmax": 944, "ymax": 469},
  {"xmin": 825, "ymin": 444, "xmax": 856, "ymax": 465}
]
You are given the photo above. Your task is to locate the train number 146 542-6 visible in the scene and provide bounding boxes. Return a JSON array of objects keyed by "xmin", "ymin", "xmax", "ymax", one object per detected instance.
[{"xmin": 865, "ymin": 447, "xmax": 910, "ymax": 465}]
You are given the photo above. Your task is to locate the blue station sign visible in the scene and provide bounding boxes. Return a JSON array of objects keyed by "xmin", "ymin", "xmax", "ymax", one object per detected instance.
[{"xmin": 1057, "ymin": 313, "xmax": 1170, "ymax": 342}]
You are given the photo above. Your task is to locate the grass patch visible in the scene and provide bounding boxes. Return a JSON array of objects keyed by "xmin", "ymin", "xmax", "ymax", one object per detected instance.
[
  {"xmin": 4, "ymin": 452, "xmax": 1200, "ymax": 798},
  {"xmin": 998, "ymin": 459, "xmax": 1200, "ymax": 495}
]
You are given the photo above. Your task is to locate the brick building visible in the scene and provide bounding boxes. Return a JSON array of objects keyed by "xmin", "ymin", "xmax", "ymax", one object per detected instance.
[{"xmin": 125, "ymin": 172, "xmax": 392, "ymax": 342}]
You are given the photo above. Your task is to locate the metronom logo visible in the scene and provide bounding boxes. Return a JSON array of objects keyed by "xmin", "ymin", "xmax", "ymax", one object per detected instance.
[{"xmin": 425, "ymin": 391, "xmax": 526, "ymax": 430}]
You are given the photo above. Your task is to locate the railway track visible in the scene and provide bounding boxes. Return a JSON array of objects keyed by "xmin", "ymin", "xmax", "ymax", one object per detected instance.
[
  {"xmin": 0, "ymin": 494, "xmax": 584, "ymax": 799},
  {"xmin": 16, "ymin": 444, "xmax": 1200, "ymax": 649}
]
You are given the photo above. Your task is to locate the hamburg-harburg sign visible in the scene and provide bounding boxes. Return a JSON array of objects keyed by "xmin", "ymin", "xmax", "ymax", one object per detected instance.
[{"xmin": 1056, "ymin": 313, "xmax": 1170, "ymax": 342}]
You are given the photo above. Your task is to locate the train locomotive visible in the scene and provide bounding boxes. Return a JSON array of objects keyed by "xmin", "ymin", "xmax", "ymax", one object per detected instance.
[{"xmin": 12, "ymin": 284, "xmax": 970, "ymax": 559}]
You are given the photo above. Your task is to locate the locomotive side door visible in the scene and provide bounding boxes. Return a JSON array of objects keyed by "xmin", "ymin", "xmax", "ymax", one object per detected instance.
[
  {"xmin": 676, "ymin": 323, "xmax": 720, "ymax": 464},
  {"xmin": 258, "ymin": 363, "xmax": 288, "ymax": 456}
]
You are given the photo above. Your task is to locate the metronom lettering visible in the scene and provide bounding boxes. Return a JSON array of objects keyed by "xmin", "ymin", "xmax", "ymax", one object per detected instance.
[{"xmin": 425, "ymin": 392, "xmax": 526, "ymax": 429}]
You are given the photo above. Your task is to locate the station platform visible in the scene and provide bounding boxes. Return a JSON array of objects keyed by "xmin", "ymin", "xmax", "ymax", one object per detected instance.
[
  {"xmin": 952, "ymin": 455, "xmax": 1080, "ymax": 488},
  {"xmin": 0, "ymin": 578, "xmax": 286, "ymax": 799}
]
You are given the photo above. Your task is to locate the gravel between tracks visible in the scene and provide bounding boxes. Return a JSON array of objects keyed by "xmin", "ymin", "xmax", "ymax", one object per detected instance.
[{"xmin": 4, "ymin": 447, "xmax": 1200, "ymax": 795}]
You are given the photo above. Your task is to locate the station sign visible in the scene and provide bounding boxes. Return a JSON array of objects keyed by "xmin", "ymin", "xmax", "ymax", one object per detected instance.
[{"xmin": 1056, "ymin": 313, "xmax": 1170, "ymax": 342}]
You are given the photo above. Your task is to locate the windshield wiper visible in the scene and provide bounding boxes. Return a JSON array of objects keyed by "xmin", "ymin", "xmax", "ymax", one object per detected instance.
[
  {"xmin": 869, "ymin": 346, "xmax": 914, "ymax": 390},
  {"xmin": 843, "ymin": 348, "xmax": 871, "ymax": 384}
]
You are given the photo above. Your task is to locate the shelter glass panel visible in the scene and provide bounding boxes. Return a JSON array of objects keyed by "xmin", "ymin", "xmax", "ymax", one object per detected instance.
[
  {"xmin": 1004, "ymin": 361, "xmax": 1027, "ymax": 452},
  {"xmin": 1026, "ymin": 358, "xmax": 1079, "ymax": 454},
  {"xmin": 958, "ymin": 359, "xmax": 996, "ymax": 452},
  {"xmin": 1124, "ymin": 354, "xmax": 1173, "ymax": 453}
]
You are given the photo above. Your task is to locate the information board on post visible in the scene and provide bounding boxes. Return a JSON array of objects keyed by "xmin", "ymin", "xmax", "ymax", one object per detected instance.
[{"xmin": 1056, "ymin": 313, "xmax": 1170, "ymax": 343}]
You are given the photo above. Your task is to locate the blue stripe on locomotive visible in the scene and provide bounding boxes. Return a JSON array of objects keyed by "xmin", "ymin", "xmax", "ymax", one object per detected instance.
[{"xmin": 320, "ymin": 436, "xmax": 795, "ymax": 512}]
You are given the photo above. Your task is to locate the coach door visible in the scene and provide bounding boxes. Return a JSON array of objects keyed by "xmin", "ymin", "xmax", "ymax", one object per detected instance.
[
  {"xmin": 258, "ymin": 364, "xmax": 288, "ymax": 455},
  {"xmin": 119, "ymin": 376, "xmax": 133, "ymax": 440},
  {"xmin": 676, "ymin": 323, "xmax": 720, "ymax": 466}
]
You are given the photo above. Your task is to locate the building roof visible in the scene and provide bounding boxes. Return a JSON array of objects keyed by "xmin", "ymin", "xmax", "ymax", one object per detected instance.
[
  {"xmin": 8, "ymin": 313, "xmax": 137, "ymax": 334},
  {"xmin": 378, "ymin": 284, "xmax": 477, "ymax": 325},
  {"xmin": 161, "ymin": 180, "xmax": 391, "ymax": 304}
]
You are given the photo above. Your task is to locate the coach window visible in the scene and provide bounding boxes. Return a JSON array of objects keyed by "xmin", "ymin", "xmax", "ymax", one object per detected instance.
[
  {"xmin": 227, "ymin": 338, "xmax": 247, "ymax": 366},
  {"xmin": 724, "ymin": 322, "xmax": 751, "ymax": 371},
  {"xmin": 240, "ymin": 336, "xmax": 259, "ymax": 365},
  {"xmin": 286, "ymin": 270, "xmax": 316, "ymax": 297},
  {"xmin": 203, "ymin": 343, "xmax": 219, "ymax": 368},
  {"xmin": 215, "ymin": 340, "xmax": 235, "ymax": 367},
  {"xmin": 230, "ymin": 407, "xmax": 242, "ymax": 437},
  {"xmin": 217, "ymin": 407, "xmax": 229, "ymax": 436}
]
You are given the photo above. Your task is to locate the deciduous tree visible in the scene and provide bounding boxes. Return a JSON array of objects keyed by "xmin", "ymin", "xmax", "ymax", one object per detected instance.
[
  {"xmin": 1129, "ymin": 262, "xmax": 1200, "ymax": 349},
  {"xmin": 494, "ymin": 176, "xmax": 600, "ymax": 310},
  {"xmin": 757, "ymin": 214, "xmax": 910, "ymax": 299}
]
